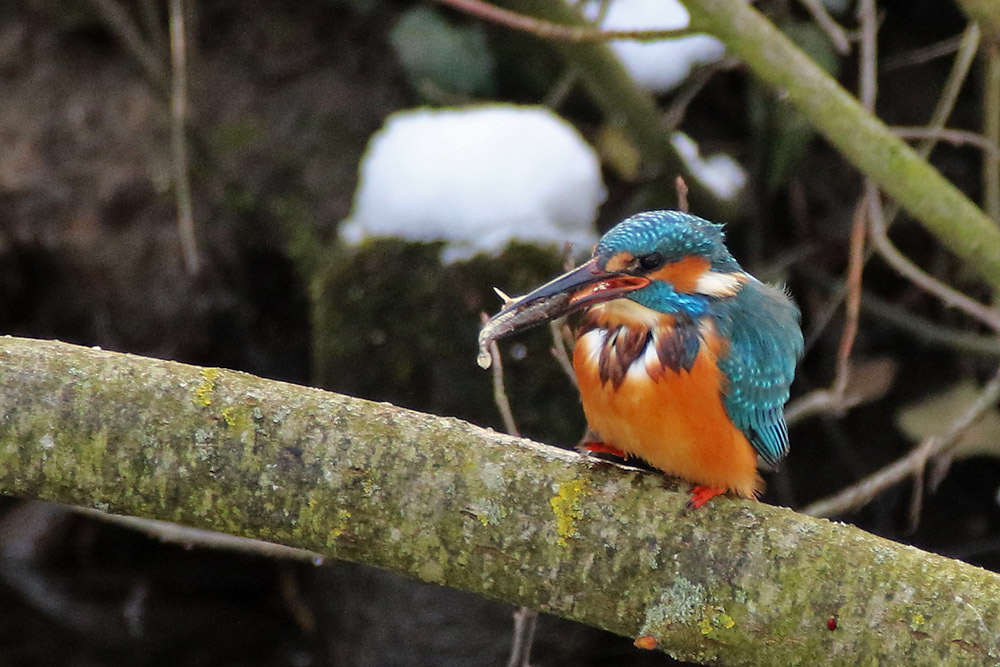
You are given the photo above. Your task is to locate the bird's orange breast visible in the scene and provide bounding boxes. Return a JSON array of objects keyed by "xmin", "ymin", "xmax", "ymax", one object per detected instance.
[{"xmin": 573, "ymin": 312, "xmax": 761, "ymax": 498}]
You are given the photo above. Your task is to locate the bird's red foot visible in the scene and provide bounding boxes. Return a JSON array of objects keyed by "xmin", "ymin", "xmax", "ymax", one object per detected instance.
[
  {"xmin": 687, "ymin": 485, "xmax": 726, "ymax": 509},
  {"xmin": 579, "ymin": 441, "xmax": 628, "ymax": 459}
]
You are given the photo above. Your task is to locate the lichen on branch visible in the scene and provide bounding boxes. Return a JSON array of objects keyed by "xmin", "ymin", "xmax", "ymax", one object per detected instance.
[{"xmin": 0, "ymin": 336, "xmax": 998, "ymax": 665}]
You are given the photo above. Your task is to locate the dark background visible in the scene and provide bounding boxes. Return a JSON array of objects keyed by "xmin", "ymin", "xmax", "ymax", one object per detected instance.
[{"xmin": 0, "ymin": 0, "xmax": 998, "ymax": 664}]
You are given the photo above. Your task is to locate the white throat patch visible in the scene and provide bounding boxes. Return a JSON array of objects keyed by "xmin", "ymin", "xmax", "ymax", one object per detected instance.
[{"xmin": 693, "ymin": 271, "xmax": 748, "ymax": 298}]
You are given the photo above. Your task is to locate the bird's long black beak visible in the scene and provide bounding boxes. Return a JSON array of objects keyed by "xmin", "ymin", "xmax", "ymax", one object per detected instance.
[
  {"xmin": 522, "ymin": 257, "xmax": 650, "ymax": 313},
  {"xmin": 477, "ymin": 258, "xmax": 649, "ymax": 368}
]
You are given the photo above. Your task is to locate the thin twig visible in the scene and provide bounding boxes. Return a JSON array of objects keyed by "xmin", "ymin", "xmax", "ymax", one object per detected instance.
[
  {"xmin": 794, "ymin": 23, "xmax": 981, "ymax": 370},
  {"xmin": 906, "ymin": 452, "xmax": 927, "ymax": 534},
  {"xmin": 833, "ymin": 187, "xmax": 869, "ymax": 397},
  {"xmin": 488, "ymin": 340, "xmax": 520, "ymax": 437},
  {"xmin": 434, "ymin": 0, "xmax": 692, "ymax": 42},
  {"xmin": 868, "ymin": 190, "xmax": 1000, "ymax": 331},
  {"xmin": 798, "ymin": 265, "xmax": 1000, "ymax": 358},
  {"xmin": 784, "ymin": 389, "xmax": 863, "ymax": 426},
  {"xmin": 87, "ymin": 0, "xmax": 167, "ymax": 88},
  {"xmin": 137, "ymin": 0, "xmax": 165, "ymax": 55},
  {"xmin": 663, "ymin": 56, "xmax": 741, "ymax": 130},
  {"xmin": 879, "ymin": 23, "xmax": 979, "ymax": 230},
  {"xmin": 72, "ymin": 506, "xmax": 324, "ymax": 562},
  {"xmin": 482, "ymin": 315, "xmax": 537, "ymax": 665},
  {"xmin": 549, "ymin": 320, "xmax": 578, "ymax": 389},
  {"xmin": 539, "ymin": 0, "xmax": 608, "ymax": 106},
  {"xmin": 862, "ymin": 291, "xmax": 1000, "ymax": 357},
  {"xmin": 279, "ymin": 565, "xmax": 318, "ymax": 633},
  {"xmin": 675, "ymin": 176, "xmax": 690, "ymax": 213},
  {"xmin": 984, "ymin": 39, "xmax": 1000, "ymax": 221},
  {"xmin": 482, "ymin": 307, "xmax": 523, "ymax": 434},
  {"xmin": 882, "ymin": 31, "xmax": 965, "ymax": 71},
  {"xmin": 548, "ymin": 246, "xmax": 580, "ymax": 389},
  {"xmin": 917, "ymin": 23, "xmax": 980, "ymax": 160},
  {"xmin": 796, "ymin": 0, "xmax": 851, "ymax": 54},
  {"xmin": 542, "ymin": 69, "xmax": 579, "ymax": 110},
  {"xmin": 506, "ymin": 606, "xmax": 540, "ymax": 667},
  {"xmin": 801, "ymin": 275, "xmax": 847, "ymax": 356},
  {"xmin": 892, "ymin": 126, "xmax": 1000, "ymax": 159},
  {"xmin": 169, "ymin": 0, "xmax": 201, "ymax": 275},
  {"xmin": 857, "ymin": 0, "xmax": 877, "ymax": 112},
  {"xmin": 829, "ymin": 0, "xmax": 875, "ymax": 397},
  {"xmin": 802, "ymin": 363, "xmax": 1000, "ymax": 518}
]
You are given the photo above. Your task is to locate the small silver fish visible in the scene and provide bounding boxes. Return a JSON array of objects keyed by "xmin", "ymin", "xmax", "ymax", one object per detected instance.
[
  {"xmin": 477, "ymin": 290, "xmax": 571, "ymax": 369},
  {"xmin": 476, "ymin": 257, "xmax": 649, "ymax": 369}
]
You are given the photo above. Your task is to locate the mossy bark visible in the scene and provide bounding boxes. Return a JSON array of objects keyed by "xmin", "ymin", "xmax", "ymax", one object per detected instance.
[{"xmin": 0, "ymin": 336, "xmax": 998, "ymax": 665}]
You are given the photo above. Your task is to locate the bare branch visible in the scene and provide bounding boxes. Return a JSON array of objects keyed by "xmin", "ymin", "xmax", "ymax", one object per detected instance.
[
  {"xmin": 87, "ymin": 0, "xmax": 167, "ymax": 87},
  {"xmin": 675, "ymin": 176, "xmax": 690, "ymax": 213},
  {"xmin": 892, "ymin": 126, "xmax": 1000, "ymax": 158},
  {"xmin": 784, "ymin": 389, "xmax": 862, "ymax": 426},
  {"xmin": 435, "ymin": 0, "xmax": 692, "ymax": 42},
  {"xmin": 833, "ymin": 185, "xmax": 869, "ymax": 397},
  {"xmin": 803, "ymin": 363, "xmax": 1000, "ymax": 518},
  {"xmin": 798, "ymin": 264, "xmax": 1000, "ymax": 357},
  {"xmin": 681, "ymin": 0, "xmax": 1000, "ymax": 291},
  {"xmin": 549, "ymin": 320, "xmax": 579, "ymax": 389},
  {"xmin": 138, "ymin": 0, "xmax": 165, "ymax": 55},
  {"xmin": 796, "ymin": 0, "xmax": 851, "ymax": 54},
  {"xmin": 984, "ymin": 40, "xmax": 1000, "ymax": 220},
  {"xmin": 856, "ymin": 0, "xmax": 877, "ymax": 111},
  {"xmin": 868, "ymin": 190, "xmax": 1000, "ymax": 331},
  {"xmin": 482, "ymin": 317, "xmax": 536, "ymax": 665},
  {"xmin": 506, "ymin": 606, "xmax": 539, "ymax": 667},
  {"xmin": 169, "ymin": 0, "xmax": 201, "ymax": 274},
  {"xmin": 916, "ymin": 22, "xmax": 980, "ymax": 159},
  {"xmin": 487, "ymin": 339, "xmax": 520, "ymax": 437},
  {"xmin": 72, "ymin": 506, "xmax": 322, "ymax": 562},
  {"xmin": 882, "ymin": 31, "xmax": 966, "ymax": 70}
]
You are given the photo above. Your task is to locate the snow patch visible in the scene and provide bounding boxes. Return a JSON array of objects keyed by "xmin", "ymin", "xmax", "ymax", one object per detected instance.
[
  {"xmin": 581, "ymin": 0, "xmax": 726, "ymax": 93},
  {"xmin": 671, "ymin": 132, "xmax": 746, "ymax": 200},
  {"xmin": 342, "ymin": 105, "xmax": 605, "ymax": 262}
]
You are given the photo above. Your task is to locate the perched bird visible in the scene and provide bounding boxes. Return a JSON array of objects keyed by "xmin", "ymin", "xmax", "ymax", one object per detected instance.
[{"xmin": 478, "ymin": 210, "xmax": 803, "ymax": 507}]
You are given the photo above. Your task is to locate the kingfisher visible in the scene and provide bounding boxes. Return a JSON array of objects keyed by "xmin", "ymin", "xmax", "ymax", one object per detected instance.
[{"xmin": 478, "ymin": 210, "xmax": 803, "ymax": 507}]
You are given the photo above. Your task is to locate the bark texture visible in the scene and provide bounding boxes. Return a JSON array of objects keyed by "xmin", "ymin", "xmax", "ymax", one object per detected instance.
[{"xmin": 0, "ymin": 336, "xmax": 998, "ymax": 665}]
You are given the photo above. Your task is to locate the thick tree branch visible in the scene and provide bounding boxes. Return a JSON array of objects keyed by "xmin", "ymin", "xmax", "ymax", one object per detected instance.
[{"xmin": 0, "ymin": 336, "xmax": 999, "ymax": 665}]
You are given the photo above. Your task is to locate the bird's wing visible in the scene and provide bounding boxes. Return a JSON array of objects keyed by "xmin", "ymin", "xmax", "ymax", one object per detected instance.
[{"xmin": 715, "ymin": 281, "xmax": 803, "ymax": 466}]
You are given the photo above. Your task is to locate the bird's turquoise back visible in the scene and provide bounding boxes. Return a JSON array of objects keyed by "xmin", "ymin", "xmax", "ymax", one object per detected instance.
[{"xmin": 713, "ymin": 280, "xmax": 803, "ymax": 466}]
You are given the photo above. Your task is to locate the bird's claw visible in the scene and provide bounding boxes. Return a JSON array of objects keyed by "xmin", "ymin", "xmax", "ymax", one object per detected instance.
[
  {"xmin": 578, "ymin": 441, "xmax": 628, "ymax": 459},
  {"xmin": 686, "ymin": 485, "xmax": 725, "ymax": 509}
]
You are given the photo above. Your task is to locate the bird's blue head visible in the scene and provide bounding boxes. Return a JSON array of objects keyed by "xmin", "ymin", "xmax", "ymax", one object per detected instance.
[
  {"xmin": 595, "ymin": 211, "xmax": 738, "ymax": 272},
  {"xmin": 482, "ymin": 210, "xmax": 750, "ymax": 340},
  {"xmin": 588, "ymin": 210, "xmax": 745, "ymax": 315}
]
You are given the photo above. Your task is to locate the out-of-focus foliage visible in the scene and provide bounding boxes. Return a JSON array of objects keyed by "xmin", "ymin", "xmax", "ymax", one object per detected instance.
[
  {"xmin": 898, "ymin": 381, "xmax": 1000, "ymax": 460},
  {"xmin": 390, "ymin": 6, "xmax": 497, "ymax": 97},
  {"xmin": 748, "ymin": 19, "xmax": 841, "ymax": 193}
]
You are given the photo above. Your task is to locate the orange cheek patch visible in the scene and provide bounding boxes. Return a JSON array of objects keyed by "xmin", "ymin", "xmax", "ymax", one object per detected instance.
[
  {"xmin": 604, "ymin": 252, "xmax": 634, "ymax": 273},
  {"xmin": 648, "ymin": 256, "xmax": 711, "ymax": 293}
]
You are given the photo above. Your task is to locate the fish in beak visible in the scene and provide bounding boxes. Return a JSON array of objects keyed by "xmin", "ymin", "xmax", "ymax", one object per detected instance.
[{"xmin": 477, "ymin": 257, "xmax": 650, "ymax": 369}]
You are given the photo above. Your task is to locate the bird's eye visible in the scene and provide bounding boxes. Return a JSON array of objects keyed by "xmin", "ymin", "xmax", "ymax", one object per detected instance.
[{"xmin": 638, "ymin": 252, "xmax": 664, "ymax": 271}]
